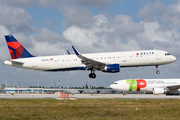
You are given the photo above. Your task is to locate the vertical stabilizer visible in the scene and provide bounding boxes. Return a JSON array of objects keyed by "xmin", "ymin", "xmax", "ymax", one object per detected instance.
[{"xmin": 5, "ymin": 35, "xmax": 34, "ymax": 59}]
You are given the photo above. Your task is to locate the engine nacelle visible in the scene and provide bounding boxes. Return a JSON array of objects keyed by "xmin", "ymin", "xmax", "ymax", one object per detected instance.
[
  {"xmin": 102, "ymin": 64, "xmax": 120, "ymax": 73},
  {"xmin": 153, "ymin": 88, "xmax": 164, "ymax": 95}
]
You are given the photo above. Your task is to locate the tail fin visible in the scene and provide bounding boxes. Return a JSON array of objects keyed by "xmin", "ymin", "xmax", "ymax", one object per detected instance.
[{"xmin": 5, "ymin": 35, "xmax": 34, "ymax": 59}]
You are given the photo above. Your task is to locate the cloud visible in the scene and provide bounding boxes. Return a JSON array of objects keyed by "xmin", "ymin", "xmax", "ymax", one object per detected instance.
[
  {"xmin": 138, "ymin": 2, "xmax": 164, "ymax": 22},
  {"xmin": 63, "ymin": 14, "xmax": 143, "ymax": 53},
  {"xmin": 0, "ymin": 0, "xmax": 32, "ymax": 7},
  {"xmin": 30, "ymin": 41, "xmax": 62, "ymax": 56},
  {"xmin": 29, "ymin": 27, "xmax": 72, "ymax": 56},
  {"xmin": 113, "ymin": 14, "xmax": 143, "ymax": 37},
  {"xmin": 162, "ymin": 2, "xmax": 180, "ymax": 27},
  {"xmin": 136, "ymin": 21, "xmax": 180, "ymax": 56},
  {"xmin": 138, "ymin": 1, "xmax": 180, "ymax": 27},
  {"xmin": 0, "ymin": 0, "xmax": 59, "ymax": 7},
  {"xmin": 58, "ymin": 4, "xmax": 94, "ymax": 28},
  {"xmin": 37, "ymin": 0, "xmax": 56, "ymax": 7},
  {"xmin": 42, "ymin": 19, "xmax": 54, "ymax": 27},
  {"xmin": 137, "ymin": 1, "xmax": 180, "ymax": 55},
  {"xmin": 69, "ymin": 0, "xmax": 117, "ymax": 9},
  {"xmin": 0, "ymin": 4, "xmax": 32, "ymax": 33},
  {"xmin": 0, "ymin": 25, "xmax": 10, "ymax": 60},
  {"xmin": 0, "ymin": 0, "xmax": 116, "ymax": 9},
  {"xmin": 30, "ymin": 27, "xmax": 68, "ymax": 43}
]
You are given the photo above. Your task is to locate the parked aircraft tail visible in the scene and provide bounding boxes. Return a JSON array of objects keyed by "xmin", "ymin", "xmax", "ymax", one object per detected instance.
[{"xmin": 5, "ymin": 35, "xmax": 34, "ymax": 59}]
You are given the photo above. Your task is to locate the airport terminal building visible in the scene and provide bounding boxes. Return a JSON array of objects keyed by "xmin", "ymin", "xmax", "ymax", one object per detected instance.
[
  {"xmin": 0, "ymin": 83, "xmax": 5, "ymax": 92},
  {"xmin": 3, "ymin": 87, "xmax": 120, "ymax": 94}
]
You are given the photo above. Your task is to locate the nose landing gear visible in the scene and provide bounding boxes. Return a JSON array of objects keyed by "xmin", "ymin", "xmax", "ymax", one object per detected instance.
[{"xmin": 155, "ymin": 65, "xmax": 160, "ymax": 74}]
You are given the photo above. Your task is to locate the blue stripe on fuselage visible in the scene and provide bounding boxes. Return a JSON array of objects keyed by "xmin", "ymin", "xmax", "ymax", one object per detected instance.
[{"xmin": 45, "ymin": 66, "xmax": 87, "ymax": 71}]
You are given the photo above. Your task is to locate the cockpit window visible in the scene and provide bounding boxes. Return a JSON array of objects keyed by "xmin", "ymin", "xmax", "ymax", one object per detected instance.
[
  {"xmin": 165, "ymin": 53, "xmax": 170, "ymax": 56},
  {"xmin": 113, "ymin": 82, "xmax": 117, "ymax": 84}
]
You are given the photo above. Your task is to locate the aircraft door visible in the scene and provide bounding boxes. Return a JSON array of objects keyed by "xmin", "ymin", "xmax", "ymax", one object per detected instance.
[
  {"xmin": 32, "ymin": 59, "xmax": 37, "ymax": 68},
  {"xmin": 122, "ymin": 56, "xmax": 127, "ymax": 62},
  {"xmin": 156, "ymin": 52, "xmax": 161, "ymax": 60},
  {"xmin": 121, "ymin": 82, "xmax": 129, "ymax": 91}
]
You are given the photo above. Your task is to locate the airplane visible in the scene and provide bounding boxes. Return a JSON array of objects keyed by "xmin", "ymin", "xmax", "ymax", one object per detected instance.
[
  {"xmin": 3, "ymin": 35, "xmax": 176, "ymax": 79},
  {"xmin": 110, "ymin": 79, "xmax": 180, "ymax": 95}
]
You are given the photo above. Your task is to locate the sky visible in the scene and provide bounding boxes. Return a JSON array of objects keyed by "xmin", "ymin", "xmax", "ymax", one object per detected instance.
[{"xmin": 0, "ymin": 0, "xmax": 180, "ymax": 88}]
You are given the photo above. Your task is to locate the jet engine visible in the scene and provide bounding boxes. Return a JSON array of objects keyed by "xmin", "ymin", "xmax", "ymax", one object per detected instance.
[
  {"xmin": 153, "ymin": 88, "xmax": 164, "ymax": 95},
  {"xmin": 101, "ymin": 63, "xmax": 120, "ymax": 73}
]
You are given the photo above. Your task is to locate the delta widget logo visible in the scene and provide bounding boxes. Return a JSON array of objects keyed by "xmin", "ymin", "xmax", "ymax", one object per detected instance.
[
  {"xmin": 7, "ymin": 41, "xmax": 24, "ymax": 59},
  {"xmin": 126, "ymin": 79, "xmax": 147, "ymax": 91}
]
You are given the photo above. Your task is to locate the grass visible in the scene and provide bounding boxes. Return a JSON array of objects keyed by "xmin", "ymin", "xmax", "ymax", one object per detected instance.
[{"xmin": 0, "ymin": 99, "xmax": 180, "ymax": 120}]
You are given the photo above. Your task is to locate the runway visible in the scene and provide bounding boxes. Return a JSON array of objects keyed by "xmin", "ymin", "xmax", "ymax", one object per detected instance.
[{"xmin": 0, "ymin": 93, "xmax": 180, "ymax": 99}]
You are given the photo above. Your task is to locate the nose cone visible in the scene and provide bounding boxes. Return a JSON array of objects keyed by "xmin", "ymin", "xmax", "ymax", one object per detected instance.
[
  {"xmin": 110, "ymin": 84, "xmax": 116, "ymax": 90},
  {"xmin": 170, "ymin": 55, "xmax": 177, "ymax": 63},
  {"xmin": 172, "ymin": 56, "xmax": 177, "ymax": 62},
  {"xmin": 109, "ymin": 84, "xmax": 113, "ymax": 89}
]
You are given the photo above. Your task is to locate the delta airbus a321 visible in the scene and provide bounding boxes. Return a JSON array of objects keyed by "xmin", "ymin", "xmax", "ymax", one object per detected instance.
[
  {"xmin": 3, "ymin": 35, "xmax": 176, "ymax": 79},
  {"xmin": 110, "ymin": 79, "xmax": 180, "ymax": 95}
]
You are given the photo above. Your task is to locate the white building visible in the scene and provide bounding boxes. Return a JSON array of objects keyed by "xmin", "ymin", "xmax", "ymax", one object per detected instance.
[
  {"xmin": 4, "ymin": 87, "xmax": 119, "ymax": 94},
  {"xmin": 0, "ymin": 83, "xmax": 5, "ymax": 92}
]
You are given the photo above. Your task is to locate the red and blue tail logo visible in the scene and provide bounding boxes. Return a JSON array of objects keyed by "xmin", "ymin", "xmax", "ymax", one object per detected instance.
[{"xmin": 5, "ymin": 35, "xmax": 34, "ymax": 59}]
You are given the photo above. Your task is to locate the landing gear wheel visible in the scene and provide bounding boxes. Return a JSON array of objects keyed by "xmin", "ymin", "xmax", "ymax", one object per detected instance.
[
  {"xmin": 155, "ymin": 65, "xmax": 160, "ymax": 74},
  {"xmin": 89, "ymin": 73, "xmax": 96, "ymax": 79},
  {"xmin": 156, "ymin": 70, "xmax": 160, "ymax": 74},
  {"xmin": 89, "ymin": 73, "xmax": 92, "ymax": 78},
  {"xmin": 91, "ymin": 73, "xmax": 96, "ymax": 79}
]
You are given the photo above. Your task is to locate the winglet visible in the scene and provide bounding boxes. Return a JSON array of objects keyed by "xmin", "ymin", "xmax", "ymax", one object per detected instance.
[
  {"xmin": 67, "ymin": 50, "xmax": 71, "ymax": 55},
  {"xmin": 72, "ymin": 46, "xmax": 80, "ymax": 55}
]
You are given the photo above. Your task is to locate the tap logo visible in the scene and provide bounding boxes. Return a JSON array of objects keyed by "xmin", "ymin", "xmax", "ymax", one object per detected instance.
[{"xmin": 126, "ymin": 79, "xmax": 147, "ymax": 91}]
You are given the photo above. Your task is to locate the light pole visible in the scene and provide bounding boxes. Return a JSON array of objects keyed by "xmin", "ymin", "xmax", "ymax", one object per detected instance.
[
  {"xmin": 5, "ymin": 79, "xmax": 7, "ymax": 87},
  {"xmin": 67, "ymin": 79, "xmax": 68, "ymax": 92},
  {"xmin": 87, "ymin": 79, "xmax": 96, "ymax": 93},
  {"xmin": 94, "ymin": 79, "xmax": 96, "ymax": 93},
  {"xmin": 37, "ymin": 79, "xmax": 39, "ymax": 88},
  {"xmin": 58, "ymin": 80, "xmax": 60, "ymax": 92}
]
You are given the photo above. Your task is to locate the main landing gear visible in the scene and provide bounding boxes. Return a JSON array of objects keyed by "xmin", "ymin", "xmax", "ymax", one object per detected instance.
[
  {"xmin": 155, "ymin": 65, "xmax": 160, "ymax": 74},
  {"xmin": 89, "ymin": 69, "xmax": 96, "ymax": 79},
  {"xmin": 89, "ymin": 73, "xmax": 96, "ymax": 79}
]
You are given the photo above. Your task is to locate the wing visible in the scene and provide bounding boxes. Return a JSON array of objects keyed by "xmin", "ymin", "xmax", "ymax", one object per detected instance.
[
  {"xmin": 167, "ymin": 85, "xmax": 180, "ymax": 92},
  {"xmin": 72, "ymin": 46, "xmax": 106, "ymax": 69}
]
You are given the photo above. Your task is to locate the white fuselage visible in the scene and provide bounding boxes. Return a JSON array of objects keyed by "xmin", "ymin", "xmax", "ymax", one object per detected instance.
[
  {"xmin": 3, "ymin": 50, "xmax": 176, "ymax": 72},
  {"xmin": 110, "ymin": 79, "xmax": 180, "ymax": 93}
]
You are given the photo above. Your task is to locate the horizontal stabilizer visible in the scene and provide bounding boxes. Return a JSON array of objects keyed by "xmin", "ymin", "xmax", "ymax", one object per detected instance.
[{"xmin": 3, "ymin": 60, "xmax": 24, "ymax": 66}]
